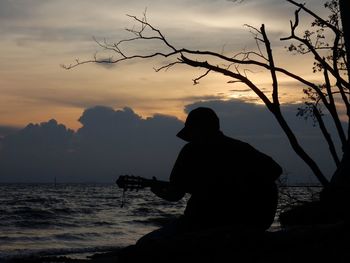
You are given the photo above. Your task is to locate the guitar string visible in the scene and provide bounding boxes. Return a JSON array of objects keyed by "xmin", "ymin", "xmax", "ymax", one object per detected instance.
[{"xmin": 121, "ymin": 188, "xmax": 126, "ymax": 208}]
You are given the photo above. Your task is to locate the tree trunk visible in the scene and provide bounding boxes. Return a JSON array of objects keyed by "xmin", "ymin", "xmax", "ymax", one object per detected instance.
[
  {"xmin": 330, "ymin": 147, "xmax": 350, "ymax": 188},
  {"xmin": 329, "ymin": 0, "xmax": 350, "ymax": 189},
  {"xmin": 339, "ymin": 0, "xmax": 350, "ymax": 80},
  {"xmin": 320, "ymin": 0, "xmax": 350, "ymax": 216}
]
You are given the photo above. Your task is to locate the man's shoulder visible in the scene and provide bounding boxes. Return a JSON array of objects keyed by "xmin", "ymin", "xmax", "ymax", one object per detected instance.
[
  {"xmin": 221, "ymin": 134, "xmax": 252, "ymax": 149},
  {"xmin": 180, "ymin": 133, "xmax": 254, "ymax": 151}
]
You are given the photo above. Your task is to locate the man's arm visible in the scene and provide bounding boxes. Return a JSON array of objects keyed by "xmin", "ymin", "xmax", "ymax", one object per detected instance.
[
  {"xmin": 151, "ymin": 144, "xmax": 192, "ymax": 202},
  {"xmin": 150, "ymin": 178, "xmax": 186, "ymax": 202}
]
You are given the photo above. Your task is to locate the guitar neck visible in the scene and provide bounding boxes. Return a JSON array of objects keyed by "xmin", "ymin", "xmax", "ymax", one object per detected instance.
[{"xmin": 116, "ymin": 175, "xmax": 169, "ymax": 191}]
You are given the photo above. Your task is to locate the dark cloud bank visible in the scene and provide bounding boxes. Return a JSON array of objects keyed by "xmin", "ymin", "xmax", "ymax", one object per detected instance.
[{"xmin": 0, "ymin": 100, "xmax": 342, "ymax": 184}]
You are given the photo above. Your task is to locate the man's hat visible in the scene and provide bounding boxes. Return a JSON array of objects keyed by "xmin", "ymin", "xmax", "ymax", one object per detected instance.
[{"xmin": 177, "ymin": 107, "xmax": 220, "ymax": 141}]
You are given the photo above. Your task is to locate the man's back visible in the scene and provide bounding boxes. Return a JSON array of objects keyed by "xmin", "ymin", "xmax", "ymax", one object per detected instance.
[{"xmin": 170, "ymin": 132, "xmax": 282, "ymax": 230}]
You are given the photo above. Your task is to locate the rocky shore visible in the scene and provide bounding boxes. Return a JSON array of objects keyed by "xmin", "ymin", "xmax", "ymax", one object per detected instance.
[{"xmin": 7, "ymin": 221, "xmax": 349, "ymax": 263}]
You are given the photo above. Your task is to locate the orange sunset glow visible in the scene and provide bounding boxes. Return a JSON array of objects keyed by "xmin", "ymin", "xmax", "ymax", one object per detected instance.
[{"xmin": 0, "ymin": 0, "xmax": 328, "ymax": 131}]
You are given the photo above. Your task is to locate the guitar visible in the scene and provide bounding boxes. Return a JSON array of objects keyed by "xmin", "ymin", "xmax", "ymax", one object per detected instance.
[
  {"xmin": 116, "ymin": 175, "xmax": 168, "ymax": 191},
  {"xmin": 116, "ymin": 175, "xmax": 171, "ymax": 207}
]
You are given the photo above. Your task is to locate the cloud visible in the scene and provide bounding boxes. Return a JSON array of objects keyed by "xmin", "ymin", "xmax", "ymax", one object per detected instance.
[
  {"xmin": 0, "ymin": 125, "xmax": 20, "ymax": 138},
  {"xmin": 0, "ymin": 0, "xmax": 328, "ymax": 48},
  {"xmin": 0, "ymin": 106, "xmax": 184, "ymax": 183},
  {"xmin": 163, "ymin": 94, "xmax": 226, "ymax": 103},
  {"xmin": 0, "ymin": 119, "xmax": 75, "ymax": 182},
  {"xmin": 0, "ymin": 0, "xmax": 39, "ymax": 20},
  {"xmin": 0, "ymin": 99, "xmax": 343, "ymax": 184},
  {"xmin": 230, "ymin": 89, "xmax": 252, "ymax": 92},
  {"xmin": 0, "ymin": 0, "xmax": 332, "ymax": 132}
]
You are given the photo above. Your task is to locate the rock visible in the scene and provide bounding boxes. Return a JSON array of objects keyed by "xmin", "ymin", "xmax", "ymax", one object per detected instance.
[
  {"xmin": 7, "ymin": 222, "xmax": 349, "ymax": 263},
  {"xmin": 118, "ymin": 222, "xmax": 350, "ymax": 263}
]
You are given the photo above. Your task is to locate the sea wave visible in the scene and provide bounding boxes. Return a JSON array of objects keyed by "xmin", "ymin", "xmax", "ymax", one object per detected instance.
[
  {"xmin": 0, "ymin": 245, "xmax": 122, "ymax": 261},
  {"xmin": 0, "ymin": 183, "xmax": 180, "ymax": 259},
  {"xmin": 0, "ymin": 183, "xmax": 320, "ymax": 261}
]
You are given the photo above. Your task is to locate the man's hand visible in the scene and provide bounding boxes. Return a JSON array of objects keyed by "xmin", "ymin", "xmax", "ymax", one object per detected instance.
[{"xmin": 150, "ymin": 177, "xmax": 185, "ymax": 202}]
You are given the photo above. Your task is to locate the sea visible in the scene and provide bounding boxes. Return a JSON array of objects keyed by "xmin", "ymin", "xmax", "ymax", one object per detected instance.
[{"xmin": 0, "ymin": 183, "xmax": 321, "ymax": 261}]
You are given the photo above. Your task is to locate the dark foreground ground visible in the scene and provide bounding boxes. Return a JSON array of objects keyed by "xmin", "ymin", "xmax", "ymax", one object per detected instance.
[{"xmin": 6, "ymin": 221, "xmax": 350, "ymax": 263}]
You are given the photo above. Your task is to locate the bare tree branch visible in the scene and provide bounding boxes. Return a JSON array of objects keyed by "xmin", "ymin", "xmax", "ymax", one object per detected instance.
[
  {"xmin": 312, "ymin": 105, "xmax": 341, "ymax": 167},
  {"xmin": 286, "ymin": 0, "xmax": 341, "ymax": 34},
  {"xmin": 261, "ymin": 24, "xmax": 279, "ymax": 105},
  {"xmin": 192, "ymin": 69, "xmax": 211, "ymax": 85},
  {"xmin": 179, "ymin": 53, "xmax": 329, "ymax": 186},
  {"xmin": 323, "ymin": 67, "xmax": 348, "ymax": 147},
  {"xmin": 280, "ymin": 7, "xmax": 349, "ymax": 89},
  {"xmin": 64, "ymin": 5, "xmax": 350, "ymax": 186}
]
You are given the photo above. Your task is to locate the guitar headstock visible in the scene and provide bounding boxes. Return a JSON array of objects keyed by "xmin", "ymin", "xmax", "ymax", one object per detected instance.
[{"xmin": 116, "ymin": 175, "xmax": 148, "ymax": 191}]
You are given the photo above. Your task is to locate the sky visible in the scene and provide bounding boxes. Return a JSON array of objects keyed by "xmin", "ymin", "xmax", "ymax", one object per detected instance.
[
  {"xmin": 0, "ymin": 0, "xmax": 343, "ymax": 183},
  {"xmin": 0, "ymin": 0, "xmax": 328, "ymax": 129}
]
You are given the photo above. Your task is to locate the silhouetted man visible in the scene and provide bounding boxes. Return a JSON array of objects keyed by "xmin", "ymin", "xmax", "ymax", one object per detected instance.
[{"xmin": 138, "ymin": 107, "xmax": 282, "ymax": 244}]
